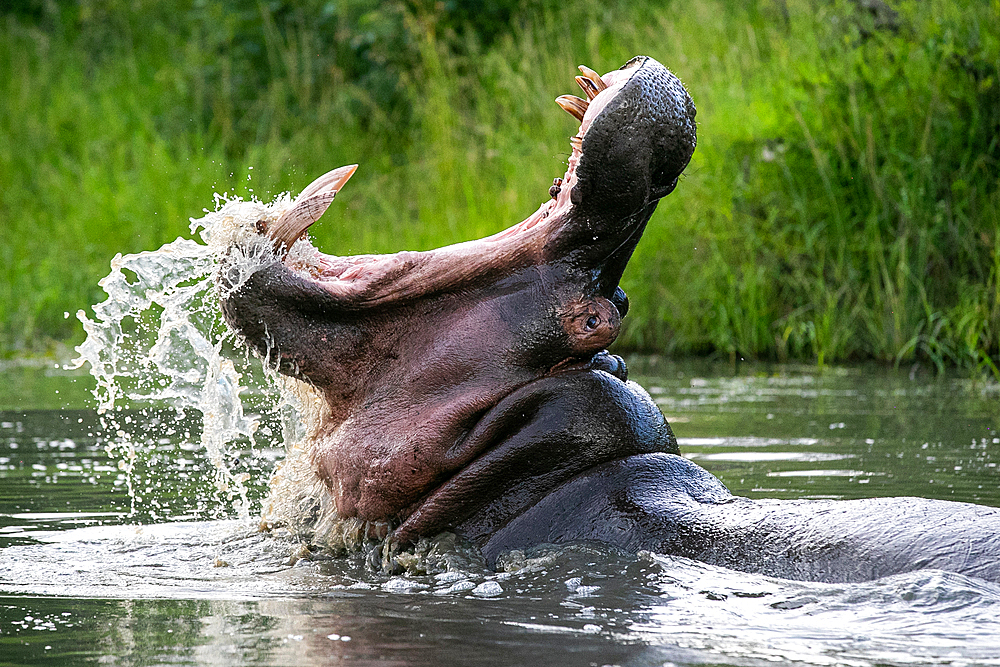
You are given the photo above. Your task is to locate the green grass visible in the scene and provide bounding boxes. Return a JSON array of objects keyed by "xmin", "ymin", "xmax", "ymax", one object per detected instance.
[{"xmin": 1, "ymin": 0, "xmax": 997, "ymax": 373}]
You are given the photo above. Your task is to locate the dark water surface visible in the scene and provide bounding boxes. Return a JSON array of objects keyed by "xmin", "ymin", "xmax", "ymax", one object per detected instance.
[{"xmin": 2, "ymin": 358, "xmax": 999, "ymax": 666}]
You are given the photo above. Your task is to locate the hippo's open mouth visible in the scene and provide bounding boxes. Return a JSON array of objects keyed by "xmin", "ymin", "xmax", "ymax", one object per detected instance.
[
  {"xmin": 255, "ymin": 56, "xmax": 696, "ymax": 313},
  {"xmin": 221, "ymin": 56, "xmax": 696, "ymax": 536}
]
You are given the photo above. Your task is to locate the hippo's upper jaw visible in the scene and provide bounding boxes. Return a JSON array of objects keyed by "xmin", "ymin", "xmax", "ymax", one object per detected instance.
[
  {"xmin": 547, "ymin": 56, "xmax": 697, "ymax": 289},
  {"xmin": 220, "ymin": 56, "xmax": 695, "ymax": 531}
]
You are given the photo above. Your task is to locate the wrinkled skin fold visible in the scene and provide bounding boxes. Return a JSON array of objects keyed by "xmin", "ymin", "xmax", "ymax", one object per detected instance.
[{"xmin": 220, "ymin": 56, "xmax": 1000, "ymax": 583}]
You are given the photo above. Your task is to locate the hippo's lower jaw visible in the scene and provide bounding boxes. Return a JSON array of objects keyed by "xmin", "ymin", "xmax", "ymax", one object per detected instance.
[{"xmin": 220, "ymin": 57, "xmax": 1000, "ymax": 584}]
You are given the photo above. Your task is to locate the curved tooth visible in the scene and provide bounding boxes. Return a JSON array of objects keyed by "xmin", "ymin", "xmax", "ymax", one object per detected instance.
[
  {"xmin": 578, "ymin": 65, "xmax": 608, "ymax": 92},
  {"xmin": 295, "ymin": 164, "xmax": 358, "ymax": 202},
  {"xmin": 556, "ymin": 95, "xmax": 589, "ymax": 122},
  {"xmin": 575, "ymin": 75, "xmax": 600, "ymax": 100},
  {"xmin": 268, "ymin": 164, "xmax": 358, "ymax": 254}
]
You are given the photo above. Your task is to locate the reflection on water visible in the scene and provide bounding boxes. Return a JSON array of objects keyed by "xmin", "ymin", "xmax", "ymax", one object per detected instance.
[
  {"xmin": 1, "ymin": 359, "xmax": 999, "ymax": 666},
  {"xmin": 5, "ymin": 522, "xmax": 1000, "ymax": 667},
  {"xmin": 630, "ymin": 358, "xmax": 1000, "ymax": 505}
]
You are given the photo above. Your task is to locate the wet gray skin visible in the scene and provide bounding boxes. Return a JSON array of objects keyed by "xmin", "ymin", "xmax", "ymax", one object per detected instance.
[{"xmin": 220, "ymin": 56, "xmax": 1000, "ymax": 583}]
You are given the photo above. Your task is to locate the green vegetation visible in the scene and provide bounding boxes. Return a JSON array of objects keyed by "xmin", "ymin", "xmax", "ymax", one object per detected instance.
[{"xmin": 1, "ymin": 0, "xmax": 997, "ymax": 372}]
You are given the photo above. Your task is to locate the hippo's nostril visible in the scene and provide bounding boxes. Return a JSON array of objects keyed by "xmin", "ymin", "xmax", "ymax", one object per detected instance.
[{"xmin": 611, "ymin": 287, "xmax": 629, "ymax": 318}]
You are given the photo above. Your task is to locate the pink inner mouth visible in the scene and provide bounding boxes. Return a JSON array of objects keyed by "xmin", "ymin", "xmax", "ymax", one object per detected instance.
[
  {"xmin": 490, "ymin": 65, "xmax": 635, "ymax": 243},
  {"xmin": 264, "ymin": 61, "xmax": 639, "ymax": 297}
]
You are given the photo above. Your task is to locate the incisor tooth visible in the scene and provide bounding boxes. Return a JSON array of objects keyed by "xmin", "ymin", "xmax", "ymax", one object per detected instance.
[
  {"xmin": 575, "ymin": 75, "xmax": 600, "ymax": 100},
  {"xmin": 556, "ymin": 95, "xmax": 589, "ymax": 122},
  {"xmin": 578, "ymin": 65, "xmax": 608, "ymax": 92}
]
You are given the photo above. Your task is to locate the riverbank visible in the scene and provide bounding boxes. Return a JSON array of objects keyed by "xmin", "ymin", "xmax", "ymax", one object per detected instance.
[{"xmin": 2, "ymin": 0, "xmax": 997, "ymax": 371}]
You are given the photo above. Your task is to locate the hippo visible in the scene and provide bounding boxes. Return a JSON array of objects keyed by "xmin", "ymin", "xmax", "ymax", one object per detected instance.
[{"xmin": 219, "ymin": 56, "xmax": 1000, "ymax": 583}]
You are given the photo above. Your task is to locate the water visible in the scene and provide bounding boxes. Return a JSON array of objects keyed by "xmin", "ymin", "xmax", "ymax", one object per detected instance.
[
  {"xmin": 2, "ymin": 360, "xmax": 999, "ymax": 666},
  {"xmin": 2, "ymin": 194, "xmax": 999, "ymax": 665}
]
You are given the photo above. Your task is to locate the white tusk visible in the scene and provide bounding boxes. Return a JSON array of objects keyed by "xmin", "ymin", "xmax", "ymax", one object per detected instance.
[{"xmin": 268, "ymin": 164, "xmax": 357, "ymax": 254}]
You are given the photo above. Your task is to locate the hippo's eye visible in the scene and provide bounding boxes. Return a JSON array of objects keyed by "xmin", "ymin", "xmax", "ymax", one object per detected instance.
[{"xmin": 585, "ymin": 315, "xmax": 599, "ymax": 330}]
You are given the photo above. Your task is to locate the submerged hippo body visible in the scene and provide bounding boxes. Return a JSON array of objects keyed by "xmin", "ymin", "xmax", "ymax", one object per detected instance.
[{"xmin": 220, "ymin": 56, "xmax": 1000, "ymax": 583}]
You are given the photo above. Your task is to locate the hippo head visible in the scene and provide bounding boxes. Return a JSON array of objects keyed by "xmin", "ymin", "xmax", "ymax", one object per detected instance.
[{"xmin": 221, "ymin": 56, "xmax": 696, "ymax": 540}]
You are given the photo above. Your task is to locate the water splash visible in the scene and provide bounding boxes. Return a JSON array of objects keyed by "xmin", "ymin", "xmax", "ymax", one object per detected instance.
[
  {"xmin": 72, "ymin": 193, "xmax": 305, "ymax": 522},
  {"xmin": 69, "ymin": 189, "xmax": 414, "ymax": 559}
]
